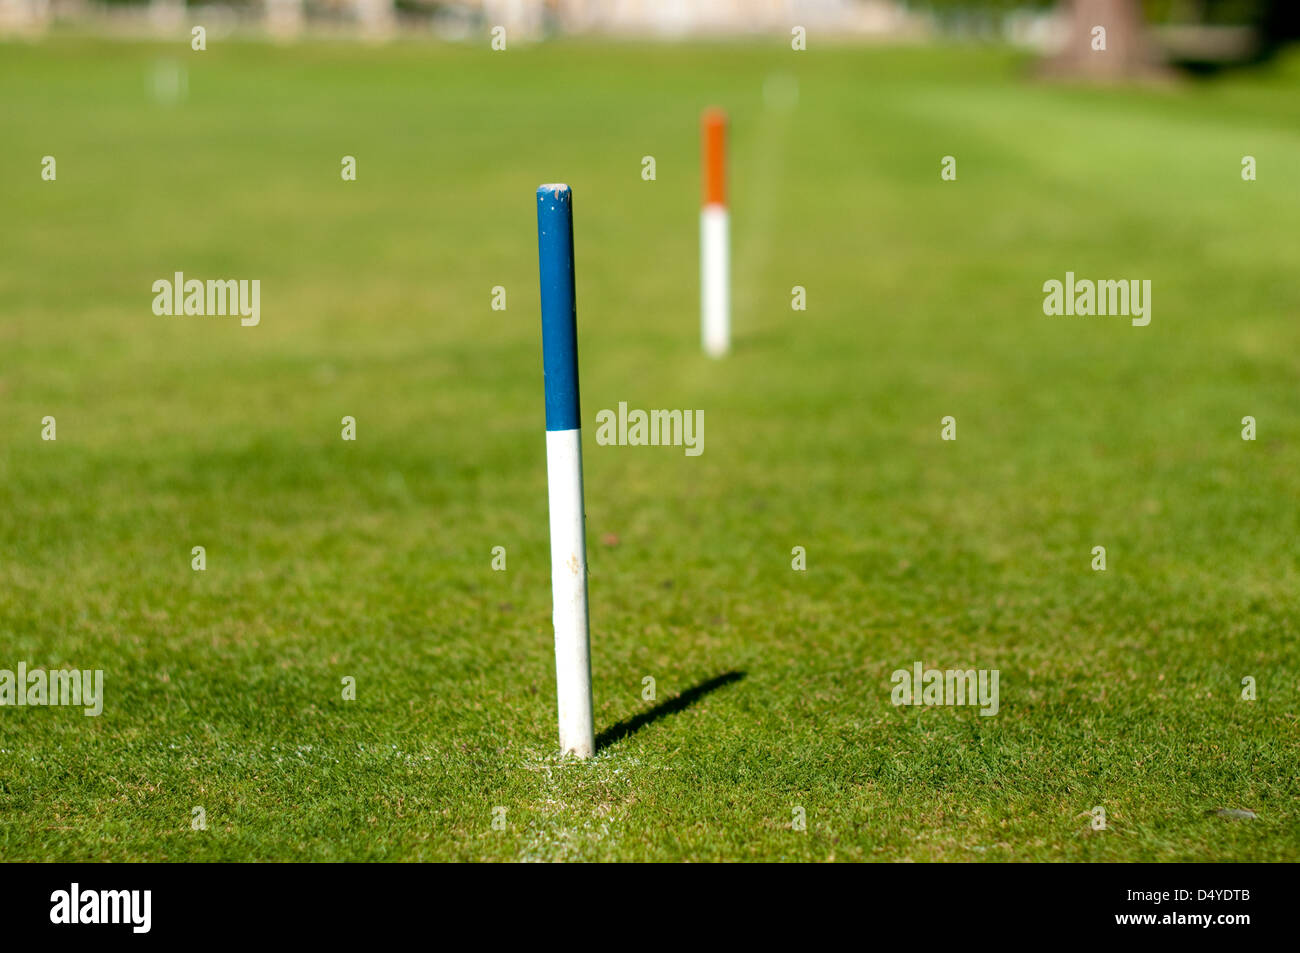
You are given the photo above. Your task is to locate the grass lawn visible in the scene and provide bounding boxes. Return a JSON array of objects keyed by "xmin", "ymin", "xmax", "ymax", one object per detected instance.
[{"xmin": 0, "ymin": 34, "xmax": 1297, "ymax": 861}]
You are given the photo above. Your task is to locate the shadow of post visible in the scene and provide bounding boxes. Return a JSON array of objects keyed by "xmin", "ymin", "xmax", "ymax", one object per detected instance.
[{"xmin": 595, "ymin": 670, "xmax": 746, "ymax": 752}]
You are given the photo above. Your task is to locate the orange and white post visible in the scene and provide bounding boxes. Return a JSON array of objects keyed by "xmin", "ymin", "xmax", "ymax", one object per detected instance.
[{"xmin": 700, "ymin": 108, "xmax": 730, "ymax": 358}]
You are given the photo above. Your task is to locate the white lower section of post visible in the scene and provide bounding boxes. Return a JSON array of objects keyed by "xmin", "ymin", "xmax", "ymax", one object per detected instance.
[
  {"xmin": 544, "ymin": 428, "xmax": 594, "ymax": 758},
  {"xmin": 700, "ymin": 204, "xmax": 730, "ymax": 358}
]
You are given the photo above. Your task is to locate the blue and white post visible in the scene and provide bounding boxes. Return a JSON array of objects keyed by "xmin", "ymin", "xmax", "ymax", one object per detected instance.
[{"xmin": 536, "ymin": 184, "xmax": 595, "ymax": 759}]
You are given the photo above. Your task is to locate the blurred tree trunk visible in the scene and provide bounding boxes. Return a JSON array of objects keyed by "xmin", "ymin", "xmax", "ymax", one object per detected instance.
[{"xmin": 1043, "ymin": 0, "xmax": 1169, "ymax": 80}]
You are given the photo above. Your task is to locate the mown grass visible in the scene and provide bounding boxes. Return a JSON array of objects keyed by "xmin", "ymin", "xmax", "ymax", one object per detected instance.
[{"xmin": 0, "ymin": 36, "xmax": 1297, "ymax": 861}]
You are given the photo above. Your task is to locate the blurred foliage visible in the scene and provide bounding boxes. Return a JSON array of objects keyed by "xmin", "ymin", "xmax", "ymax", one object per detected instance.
[
  {"xmin": 915, "ymin": 0, "xmax": 1289, "ymax": 26},
  {"xmin": 920, "ymin": 0, "xmax": 1294, "ymax": 29},
  {"xmin": 916, "ymin": 0, "xmax": 1300, "ymax": 54}
]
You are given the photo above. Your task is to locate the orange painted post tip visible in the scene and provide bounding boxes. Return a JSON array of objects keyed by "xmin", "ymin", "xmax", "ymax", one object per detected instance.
[{"xmin": 701, "ymin": 108, "xmax": 727, "ymax": 207}]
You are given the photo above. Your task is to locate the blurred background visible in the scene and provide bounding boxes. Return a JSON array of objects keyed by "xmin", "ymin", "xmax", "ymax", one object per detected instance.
[{"xmin": 2, "ymin": 0, "xmax": 1299, "ymax": 73}]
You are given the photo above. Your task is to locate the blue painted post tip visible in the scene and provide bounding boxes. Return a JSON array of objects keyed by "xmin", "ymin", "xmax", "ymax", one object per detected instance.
[{"xmin": 536, "ymin": 183, "xmax": 580, "ymax": 433}]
